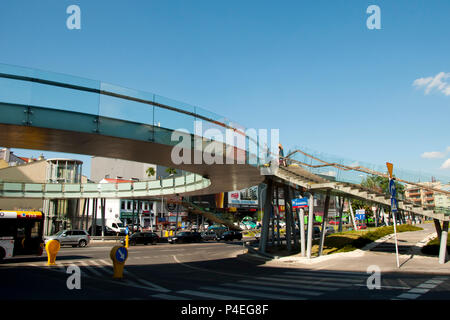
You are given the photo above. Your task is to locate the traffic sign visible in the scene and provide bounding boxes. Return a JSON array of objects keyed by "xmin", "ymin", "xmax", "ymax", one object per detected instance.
[
  {"xmin": 292, "ymin": 198, "xmax": 308, "ymax": 209},
  {"xmin": 115, "ymin": 246, "xmax": 128, "ymax": 263},
  {"xmin": 167, "ymin": 203, "xmax": 177, "ymax": 212},
  {"xmin": 391, "ymin": 198, "xmax": 398, "ymax": 212},
  {"xmin": 386, "ymin": 162, "xmax": 393, "ymax": 179},
  {"xmin": 389, "ymin": 179, "xmax": 396, "ymax": 197}
]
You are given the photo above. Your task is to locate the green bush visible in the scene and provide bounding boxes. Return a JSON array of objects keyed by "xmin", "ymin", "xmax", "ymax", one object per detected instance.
[
  {"xmin": 421, "ymin": 237, "xmax": 450, "ymax": 256},
  {"xmin": 322, "ymin": 224, "xmax": 423, "ymax": 254}
]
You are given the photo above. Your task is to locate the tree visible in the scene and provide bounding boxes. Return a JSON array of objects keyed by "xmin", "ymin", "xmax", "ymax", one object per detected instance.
[
  {"xmin": 361, "ymin": 175, "xmax": 405, "ymax": 198},
  {"xmin": 146, "ymin": 167, "xmax": 155, "ymax": 178},
  {"xmin": 166, "ymin": 167, "xmax": 177, "ymax": 176}
]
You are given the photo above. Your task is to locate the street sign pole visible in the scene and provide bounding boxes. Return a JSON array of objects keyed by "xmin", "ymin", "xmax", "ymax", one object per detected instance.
[{"xmin": 387, "ymin": 162, "xmax": 400, "ymax": 268}]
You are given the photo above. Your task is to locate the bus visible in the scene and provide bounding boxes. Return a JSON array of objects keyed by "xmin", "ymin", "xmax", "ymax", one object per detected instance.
[{"xmin": 0, "ymin": 210, "xmax": 45, "ymax": 260}]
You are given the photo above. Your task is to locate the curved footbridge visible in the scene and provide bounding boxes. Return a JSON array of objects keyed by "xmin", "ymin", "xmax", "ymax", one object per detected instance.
[{"xmin": 0, "ymin": 64, "xmax": 448, "ymax": 262}]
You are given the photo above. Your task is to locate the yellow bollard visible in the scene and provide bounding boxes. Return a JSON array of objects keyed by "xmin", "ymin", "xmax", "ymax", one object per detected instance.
[
  {"xmin": 110, "ymin": 246, "xmax": 128, "ymax": 279},
  {"xmin": 45, "ymin": 239, "xmax": 60, "ymax": 266},
  {"xmin": 125, "ymin": 234, "xmax": 129, "ymax": 248}
]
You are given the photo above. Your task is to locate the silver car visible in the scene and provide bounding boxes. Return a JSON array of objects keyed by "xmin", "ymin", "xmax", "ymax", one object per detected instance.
[{"xmin": 45, "ymin": 230, "xmax": 90, "ymax": 247}]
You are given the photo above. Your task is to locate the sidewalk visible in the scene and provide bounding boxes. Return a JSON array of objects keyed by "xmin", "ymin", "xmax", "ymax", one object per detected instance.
[{"xmin": 244, "ymin": 223, "xmax": 450, "ymax": 275}]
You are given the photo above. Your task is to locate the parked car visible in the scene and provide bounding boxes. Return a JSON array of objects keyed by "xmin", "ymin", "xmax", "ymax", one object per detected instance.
[
  {"xmin": 216, "ymin": 231, "xmax": 243, "ymax": 241},
  {"xmin": 201, "ymin": 231, "xmax": 217, "ymax": 241},
  {"xmin": 89, "ymin": 225, "xmax": 117, "ymax": 236},
  {"xmin": 168, "ymin": 231, "xmax": 202, "ymax": 244},
  {"xmin": 121, "ymin": 232, "xmax": 159, "ymax": 246},
  {"xmin": 44, "ymin": 230, "xmax": 90, "ymax": 248}
]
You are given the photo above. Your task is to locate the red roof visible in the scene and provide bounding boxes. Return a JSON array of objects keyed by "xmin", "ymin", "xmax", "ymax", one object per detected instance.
[{"xmin": 103, "ymin": 178, "xmax": 134, "ymax": 183}]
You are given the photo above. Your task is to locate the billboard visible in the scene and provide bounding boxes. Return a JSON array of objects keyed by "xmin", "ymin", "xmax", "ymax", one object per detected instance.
[{"xmin": 228, "ymin": 186, "xmax": 258, "ymax": 206}]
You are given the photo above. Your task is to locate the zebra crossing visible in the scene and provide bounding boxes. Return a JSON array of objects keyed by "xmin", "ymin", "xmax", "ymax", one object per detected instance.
[
  {"xmin": 149, "ymin": 270, "xmax": 367, "ymax": 300},
  {"xmin": 36, "ymin": 258, "xmax": 170, "ymax": 293}
]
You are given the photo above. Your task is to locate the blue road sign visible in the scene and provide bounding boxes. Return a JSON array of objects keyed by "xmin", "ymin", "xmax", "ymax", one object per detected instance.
[
  {"xmin": 115, "ymin": 247, "xmax": 128, "ymax": 263},
  {"xmin": 391, "ymin": 198, "xmax": 398, "ymax": 212},
  {"xmin": 389, "ymin": 179, "xmax": 396, "ymax": 197},
  {"xmin": 125, "ymin": 226, "xmax": 129, "ymax": 235},
  {"xmin": 355, "ymin": 214, "xmax": 366, "ymax": 220},
  {"xmin": 292, "ymin": 198, "xmax": 308, "ymax": 208}
]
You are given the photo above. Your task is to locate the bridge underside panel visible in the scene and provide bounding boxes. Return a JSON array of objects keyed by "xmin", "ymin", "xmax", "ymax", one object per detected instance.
[{"xmin": 0, "ymin": 122, "xmax": 264, "ymax": 196}]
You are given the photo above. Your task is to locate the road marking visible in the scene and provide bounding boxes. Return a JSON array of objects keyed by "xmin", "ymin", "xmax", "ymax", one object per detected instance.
[
  {"xmin": 238, "ymin": 280, "xmax": 323, "ymax": 295},
  {"xmin": 151, "ymin": 293, "xmax": 191, "ymax": 300},
  {"xmin": 417, "ymin": 283, "xmax": 438, "ymax": 289},
  {"xmin": 284, "ymin": 272, "xmax": 362, "ymax": 283},
  {"xmin": 408, "ymin": 288, "xmax": 430, "ymax": 294},
  {"xmin": 222, "ymin": 282, "xmax": 326, "ymax": 296},
  {"xmin": 284, "ymin": 271, "xmax": 364, "ymax": 281},
  {"xmin": 176, "ymin": 290, "xmax": 248, "ymax": 300},
  {"xmin": 353, "ymin": 284, "xmax": 410, "ymax": 290},
  {"xmin": 254, "ymin": 276, "xmax": 341, "ymax": 290},
  {"xmin": 393, "ymin": 276, "xmax": 448, "ymax": 300},
  {"xmin": 79, "ymin": 260, "xmax": 104, "ymax": 277},
  {"xmin": 199, "ymin": 286, "xmax": 306, "ymax": 300},
  {"xmin": 396, "ymin": 293, "xmax": 421, "ymax": 299}
]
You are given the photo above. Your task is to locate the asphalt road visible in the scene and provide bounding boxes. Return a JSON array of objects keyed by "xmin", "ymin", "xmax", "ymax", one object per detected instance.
[{"xmin": 1, "ymin": 239, "xmax": 449, "ymax": 302}]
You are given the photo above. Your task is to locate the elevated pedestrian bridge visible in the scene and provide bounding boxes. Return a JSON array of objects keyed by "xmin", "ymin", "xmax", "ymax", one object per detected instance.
[{"xmin": 0, "ymin": 64, "xmax": 265, "ymax": 197}]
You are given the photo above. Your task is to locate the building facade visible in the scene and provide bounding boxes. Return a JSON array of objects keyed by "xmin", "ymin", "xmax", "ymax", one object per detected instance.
[
  {"xmin": 0, "ymin": 155, "xmax": 85, "ymax": 235},
  {"xmin": 405, "ymin": 181, "xmax": 450, "ymax": 210}
]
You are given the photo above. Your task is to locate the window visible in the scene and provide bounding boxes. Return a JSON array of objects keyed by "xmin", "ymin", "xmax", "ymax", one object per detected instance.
[{"xmin": 121, "ymin": 201, "xmax": 125, "ymax": 210}]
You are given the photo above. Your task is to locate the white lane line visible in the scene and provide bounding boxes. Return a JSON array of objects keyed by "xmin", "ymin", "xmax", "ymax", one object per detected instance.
[
  {"xmin": 254, "ymin": 276, "xmax": 340, "ymax": 290},
  {"xmin": 304, "ymin": 269, "xmax": 365, "ymax": 276},
  {"xmin": 222, "ymin": 282, "xmax": 328, "ymax": 296},
  {"xmin": 90, "ymin": 260, "xmax": 113, "ymax": 275},
  {"xmin": 417, "ymin": 283, "xmax": 438, "ymax": 289},
  {"xmin": 151, "ymin": 293, "xmax": 191, "ymax": 300},
  {"xmin": 353, "ymin": 284, "xmax": 410, "ymax": 290},
  {"xmin": 283, "ymin": 273, "xmax": 362, "ymax": 283},
  {"xmin": 176, "ymin": 290, "xmax": 247, "ymax": 300},
  {"xmin": 284, "ymin": 271, "xmax": 364, "ymax": 281},
  {"xmin": 396, "ymin": 293, "xmax": 421, "ymax": 299},
  {"xmin": 426, "ymin": 279, "xmax": 444, "ymax": 285},
  {"xmin": 200, "ymin": 286, "xmax": 306, "ymax": 300},
  {"xmin": 408, "ymin": 288, "xmax": 430, "ymax": 294},
  {"xmin": 239, "ymin": 280, "xmax": 323, "ymax": 296},
  {"xmin": 393, "ymin": 276, "xmax": 448, "ymax": 300},
  {"xmin": 124, "ymin": 276, "xmax": 170, "ymax": 293},
  {"xmin": 79, "ymin": 261, "xmax": 104, "ymax": 277}
]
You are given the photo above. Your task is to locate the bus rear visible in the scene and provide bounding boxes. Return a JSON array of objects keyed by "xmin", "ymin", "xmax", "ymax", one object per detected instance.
[{"xmin": 0, "ymin": 211, "xmax": 45, "ymax": 260}]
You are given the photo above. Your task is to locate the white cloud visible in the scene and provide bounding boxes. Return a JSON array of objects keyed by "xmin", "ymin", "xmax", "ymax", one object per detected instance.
[
  {"xmin": 413, "ymin": 72, "xmax": 450, "ymax": 96},
  {"xmin": 421, "ymin": 151, "xmax": 445, "ymax": 159},
  {"xmin": 441, "ymin": 159, "xmax": 450, "ymax": 170}
]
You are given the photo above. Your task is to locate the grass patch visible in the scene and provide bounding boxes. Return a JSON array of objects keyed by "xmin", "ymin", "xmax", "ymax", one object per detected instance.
[
  {"xmin": 313, "ymin": 224, "xmax": 423, "ymax": 255},
  {"xmin": 421, "ymin": 237, "xmax": 450, "ymax": 256}
]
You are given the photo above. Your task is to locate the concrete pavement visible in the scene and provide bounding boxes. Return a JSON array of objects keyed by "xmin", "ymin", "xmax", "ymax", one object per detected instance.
[{"xmin": 245, "ymin": 223, "xmax": 450, "ymax": 275}]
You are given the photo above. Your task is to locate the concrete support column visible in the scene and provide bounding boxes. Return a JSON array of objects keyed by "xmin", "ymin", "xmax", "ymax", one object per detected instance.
[
  {"xmin": 439, "ymin": 221, "xmax": 449, "ymax": 264},
  {"xmin": 288, "ymin": 188, "xmax": 299, "ymax": 249},
  {"xmin": 306, "ymin": 193, "xmax": 314, "ymax": 259},
  {"xmin": 101, "ymin": 198, "xmax": 106, "ymax": 238},
  {"xmin": 299, "ymin": 208, "xmax": 306, "ymax": 257},
  {"xmin": 275, "ymin": 186, "xmax": 281, "ymax": 246},
  {"xmin": 84, "ymin": 198, "xmax": 90, "ymax": 232},
  {"xmin": 284, "ymin": 185, "xmax": 293, "ymax": 252},
  {"xmin": 434, "ymin": 219, "xmax": 442, "ymax": 242},
  {"xmin": 337, "ymin": 196, "xmax": 344, "ymax": 233},
  {"xmin": 348, "ymin": 199, "xmax": 357, "ymax": 230},
  {"xmin": 259, "ymin": 180, "xmax": 273, "ymax": 254},
  {"xmin": 318, "ymin": 190, "xmax": 331, "ymax": 257}
]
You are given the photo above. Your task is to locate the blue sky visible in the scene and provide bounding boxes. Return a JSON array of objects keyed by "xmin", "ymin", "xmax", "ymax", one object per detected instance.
[{"xmin": 0, "ymin": 0, "xmax": 449, "ymax": 181}]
